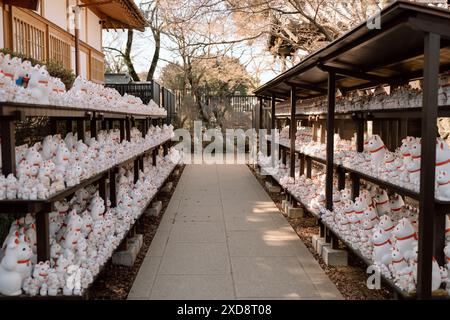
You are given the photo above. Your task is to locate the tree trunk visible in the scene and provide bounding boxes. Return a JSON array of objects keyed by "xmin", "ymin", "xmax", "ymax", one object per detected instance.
[
  {"xmin": 146, "ymin": 29, "xmax": 160, "ymax": 81},
  {"xmin": 124, "ymin": 30, "xmax": 140, "ymax": 82}
]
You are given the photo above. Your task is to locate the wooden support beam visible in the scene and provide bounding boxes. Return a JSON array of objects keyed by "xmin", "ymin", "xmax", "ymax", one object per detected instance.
[
  {"xmin": 50, "ymin": 119, "xmax": 57, "ymax": 135},
  {"xmin": 36, "ymin": 210, "xmax": 51, "ymax": 262},
  {"xmin": 318, "ymin": 63, "xmax": 388, "ymax": 83},
  {"xmin": 325, "ymin": 72, "xmax": 335, "ymax": 210},
  {"xmin": 90, "ymin": 118, "xmax": 97, "ymax": 139},
  {"xmin": 152, "ymin": 148, "xmax": 157, "ymax": 166},
  {"xmin": 290, "ymin": 86, "xmax": 297, "ymax": 178},
  {"xmin": 286, "ymin": 81, "xmax": 327, "ymax": 94},
  {"xmin": 66, "ymin": 120, "xmax": 73, "ymax": 134},
  {"xmin": 109, "ymin": 170, "xmax": 117, "ymax": 208},
  {"xmin": 417, "ymin": 32, "xmax": 440, "ymax": 300},
  {"xmin": 0, "ymin": 120, "xmax": 16, "ymax": 176},
  {"xmin": 98, "ymin": 175, "xmax": 107, "ymax": 207},
  {"xmin": 134, "ymin": 159, "xmax": 139, "ymax": 183},
  {"xmin": 119, "ymin": 119, "xmax": 125, "ymax": 142},
  {"xmin": 258, "ymin": 97, "xmax": 263, "ymax": 131},
  {"xmin": 271, "ymin": 94, "xmax": 276, "ymax": 133},
  {"xmin": 125, "ymin": 117, "xmax": 131, "ymax": 141},
  {"xmin": 77, "ymin": 119, "xmax": 86, "ymax": 143}
]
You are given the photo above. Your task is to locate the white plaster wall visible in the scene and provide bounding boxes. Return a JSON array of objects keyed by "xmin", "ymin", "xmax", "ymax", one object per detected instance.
[
  {"xmin": 87, "ymin": 9, "xmax": 101, "ymax": 51},
  {"xmin": 43, "ymin": 0, "xmax": 67, "ymax": 30},
  {"xmin": 67, "ymin": 0, "xmax": 77, "ymax": 35},
  {"xmin": 78, "ymin": 7, "xmax": 86, "ymax": 42},
  {"xmin": 80, "ymin": 51, "xmax": 88, "ymax": 79}
]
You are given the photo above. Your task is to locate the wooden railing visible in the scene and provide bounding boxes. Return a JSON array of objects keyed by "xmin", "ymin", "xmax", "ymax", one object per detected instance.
[
  {"xmin": 48, "ymin": 30, "xmax": 72, "ymax": 70},
  {"xmin": 7, "ymin": 6, "xmax": 105, "ymax": 83},
  {"xmin": 12, "ymin": 6, "xmax": 46, "ymax": 61}
]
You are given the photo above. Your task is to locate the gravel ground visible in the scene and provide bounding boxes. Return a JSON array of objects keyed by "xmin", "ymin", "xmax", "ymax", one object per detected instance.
[
  {"xmin": 248, "ymin": 165, "xmax": 393, "ymax": 300},
  {"xmin": 88, "ymin": 165, "xmax": 185, "ymax": 300}
]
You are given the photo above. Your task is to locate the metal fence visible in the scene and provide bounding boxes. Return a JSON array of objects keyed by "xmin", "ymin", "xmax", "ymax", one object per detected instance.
[
  {"xmin": 105, "ymin": 81, "xmax": 177, "ymax": 124},
  {"xmin": 105, "ymin": 80, "xmax": 161, "ymax": 105},
  {"xmin": 162, "ymin": 87, "xmax": 176, "ymax": 124}
]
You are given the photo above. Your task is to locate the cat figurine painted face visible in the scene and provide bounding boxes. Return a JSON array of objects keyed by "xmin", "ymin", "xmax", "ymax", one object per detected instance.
[{"xmin": 27, "ymin": 65, "xmax": 51, "ymax": 104}]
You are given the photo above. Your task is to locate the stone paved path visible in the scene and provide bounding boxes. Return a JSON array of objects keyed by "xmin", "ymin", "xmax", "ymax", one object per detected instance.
[{"xmin": 128, "ymin": 164, "xmax": 342, "ymax": 300}]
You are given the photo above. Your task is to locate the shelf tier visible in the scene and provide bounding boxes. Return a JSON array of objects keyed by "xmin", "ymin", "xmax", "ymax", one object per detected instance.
[
  {"xmin": 0, "ymin": 138, "xmax": 172, "ymax": 214},
  {"xmin": 281, "ymin": 104, "xmax": 450, "ymax": 121},
  {"xmin": 256, "ymin": 163, "xmax": 414, "ymax": 299},
  {"xmin": 0, "ymin": 101, "xmax": 167, "ymax": 120},
  {"xmin": 0, "ymin": 161, "xmax": 180, "ymax": 300},
  {"xmin": 268, "ymin": 138, "xmax": 450, "ymax": 207},
  {"xmin": 320, "ymin": 219, "xmax": 413, "ymax": 299}
]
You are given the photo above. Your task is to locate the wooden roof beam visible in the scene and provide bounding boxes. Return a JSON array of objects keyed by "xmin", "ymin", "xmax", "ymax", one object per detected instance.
[
  {"xmin": 77, "ymin": 1, "xmax": 114, "ymax": 8},
  {"xmin": 286, "ymin": 81, "xmax": 327, "ymax": 94},
  {"xmin": 409, "ymin": 16, "xmax": 450, "ymax": 40},
  {"xmin": 318, "ymin": 63, "xmax": 388, "ymax": 83}
]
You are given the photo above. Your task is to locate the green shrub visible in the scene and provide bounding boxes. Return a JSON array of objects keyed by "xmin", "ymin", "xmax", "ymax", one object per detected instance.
[{"xmin": 0, "ymin": 48, "xmax": 75, "ymax": 89}]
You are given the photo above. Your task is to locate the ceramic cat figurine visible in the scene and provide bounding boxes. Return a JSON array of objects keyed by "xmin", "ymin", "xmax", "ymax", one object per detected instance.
[
  {"xmin": 0, "ymin": 235, "xmax": 33, "ymax": 295},
  {"xmin": 437, "ymin": 170, "xmax": 450, "ymax": 200},
  {"xmin": 379, "ymin": 214, "xmax": 395, "ymax": 236},
  {"xmin": 367, "ymin": 135, "xmax": 386, "ymax": 167},
  {"xmin": 436, "ymin": 138, "xmax": 450, "ymax": 179},
  {"xmin": 390, "ymin": 246, "xmax": 409, "ymax": 276},
  {"xmin": 372, "ymin": 228, "xmax": 393, "ymax": 265},
  {"xmin": 374, "ymin": 189, "xmax": 390, "ymax": 216},
  {"xmin": 392, "ymin": 218, "xmax": 417, "ymax": 261},
  {"xmin": 400, "ymin": 137, "xmax": 416, "ymax": 165},
  {"xmin": 27, "ymin": 65, "xmax": 51, "ymax": 104}
]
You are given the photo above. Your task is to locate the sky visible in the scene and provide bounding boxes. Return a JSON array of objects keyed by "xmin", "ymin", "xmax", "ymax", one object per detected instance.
[{"xmin": 102, "ymin": 1, "xmax": 288, "ymax": 87}]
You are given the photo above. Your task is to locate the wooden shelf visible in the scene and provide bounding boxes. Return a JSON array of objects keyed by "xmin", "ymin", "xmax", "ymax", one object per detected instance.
[
  {"xmin": 320, "ymin": 219, "xmax": 412, "ymax": 299},
  {"xmin": 0, "ymin": 101, "xmax": 167, "ymax": 120},
  {"xmin": 0, "ymin": 161, "xmax": 180, "ymax": 300},
  {"xmin": 0, "ymin": 138, "xmax": 172, "ymax": 214},
  {"xmin": 287, "ymin": 104, "xmax": 450, "ymax": 120},
  {"xmin": 269, "ymin": 138, "xmax": 450, "ymax": 207}
]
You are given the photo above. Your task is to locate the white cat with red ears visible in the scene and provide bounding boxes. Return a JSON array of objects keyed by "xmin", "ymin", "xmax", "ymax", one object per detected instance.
[
  {"xmin": 366, "ymin": 135, "xmax": 386, "ymax": 167},
  {"xmin": 372, "ymin": 228, "xmax": 393, "ymax": 265},
  {"xmin": 437, "ymin": 170, "xmax": 450, "ymax": 200},
  {"xmin": 436, "ymin": 138, "xmax": 450, "ymax": 179},
  {"xmin": 27, "ymin": 65, "xmax": 51, "ymax": 105},
  {"xmin": 392, "ymin": 218, "xmax": 417, "ymax": 261},
  {"xmin": 400, "ymin": 137, "xmax": 415, "ymax": 165},
  {"xmin": 379, "ymin": 215, "xmax": 395, "ymax": 237},
  {"xmin": 0, "ymin": 235, "xmax": 33, "ymax": 296},
  {"xmin": 390, "ymin": 246, "xmax": 409, "ymax": 277},
  {"xmin": 389, "ymin": 194, "xmax": 405, "ymax": 222},
  {"xmin": 374, "ymin": 189, "xmax": 390, "ymax": 216}
]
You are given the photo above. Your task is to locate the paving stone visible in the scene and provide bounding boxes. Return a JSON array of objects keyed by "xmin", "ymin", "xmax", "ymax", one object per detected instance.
[
  {"xmin": 150, "ymin": 275, "xmax": 235, "ymax": 300},
  {"xmin": 130, "ymin": 164, "xmax": 342, "ymax": 300}
]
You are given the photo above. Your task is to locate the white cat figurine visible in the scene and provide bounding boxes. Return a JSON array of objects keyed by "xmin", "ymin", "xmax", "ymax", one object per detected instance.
[
  {"xmin": 27, "ymin": 65, "xmax": 51, "ymax": 104},
  {"xmin": 0, "ymin": 235, "xmax": 33, "ymax": 295},
  {"xmin": 372, "ymin": 228, "xmax": 393, "ymax": 265},
  {"xmin": 367, "ymin": 135, "xmax": 386, "ymax": 167}
]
